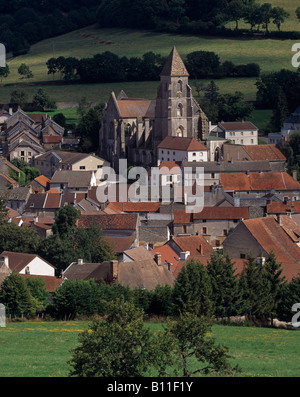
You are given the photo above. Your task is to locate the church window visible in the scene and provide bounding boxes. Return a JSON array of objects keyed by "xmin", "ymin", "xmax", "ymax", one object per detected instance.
[
  {"xmin": 178, "ymin": 80, "xmax": 183, "ymax": 92},
  {"xmin": 177, "ymin": 103, "xmax": 183, "ymax": 117}
]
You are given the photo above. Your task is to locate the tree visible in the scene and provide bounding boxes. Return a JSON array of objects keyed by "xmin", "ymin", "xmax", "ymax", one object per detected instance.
[
  {"xmin": 239, "ymin": 254, "xmax": 272, "ymax": 319},
  {"xmin": 186, "ymin": 51, "xmax": 220, "ymax": 79},
  {"xmin": 260, "ymin": 3, "xmax": 273, "ymax": 33},
  {"xmin": 270, "ymin": 87, "xmax": 289, "ymax": 131},
  {"xmin": 164, "ymin": 311, "xmax": 239, "ymax": 376},
  {"xmin": 32, "ymin": 88, "xmax": 56, "ymax": 110},
  {"xmin": 0, "ymin": 272, "xmax": 33, "ymax": 317},
  {"xmin": 0, "ymin": 223, "xmax": 41, "ymax": 254},
  {"xmin": 263, "ymin": 252, "xmax": 286, "ymax": 324},
  {"xmin": 0, "ymin": 197, "xmax": 8, "ymax": 222},
  {"xmin": 10, "ymin": 89, "xmax": 28, "ymax": 108},
  {"xmin": 244, "ymin": 2, "xmax": 263, "ymax": 31},
  {"xmin": 52, "ymin": 205, "xmax": 81, "ymax": 239},
  {"xmin": 296, "ymin": 7, "xmax": 300, "ymax": 22},
  {"xmin": 52, "ymin": 279, "xmax": 101, "ymax": 319},
  {"xmin": 168, "ymin": 0, "xmax": 187, "ymax": 25},
  {"xmin": 172, "ymin": 259, "xmax": 213, "ymax": 316},
  {"xmin": 271, "ymin": 6, "xmax": 289, "ymax": 31},
  {"xmin": 18, "ymin": 63, "xmax": 33, "ymax": 80},
  {"xmin": 0, "ymin": 64, "xmax": 9, "ymax": 84},
  {"xmin": 69, "ymin": 299, "xmax": 174, "ymax": 377},
  {"xmin": 206, "ymin": 252, "xmax": 241, "ymax": 318},
  {"xmin": 226, "ymin": 0, "xmax": 247, "ymax": 30},
  {"xmin": 217, "ymin": 91, "xmax": 253, "ymax": 122}
]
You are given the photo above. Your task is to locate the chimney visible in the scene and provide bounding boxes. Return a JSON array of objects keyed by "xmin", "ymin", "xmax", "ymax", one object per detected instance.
[
  {"xmin": 293, "ymin": 169, "xmax": 298, "ymax": 181},
  {"xmin": 154, "ymin": 253, "xmax": 162, "ymax": 266},
  {"xmin": 277, "ymin": 215, "xmax": 282, "ymax": 226},
  {"xmin": 110, "ymin": 260, "xmax": 118, "ymax": 280},
  {"xmin": 77, "ymin": 259, "xmax": 83, "ymax": 265},
  {"xmin": 199, "ymin": 244, "xmax": 203, "ymax": 254},
  {"xmin": 9, "ymin": 107, "xmax": 13, "ymax": 115}
]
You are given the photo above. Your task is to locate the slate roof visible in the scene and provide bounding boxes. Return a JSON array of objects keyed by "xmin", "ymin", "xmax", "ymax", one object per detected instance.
[
  {"xmin": 284, "ymin": 106, "xmax": 300, "ymax": 124},
  {"xmin": 50, "ymin": 170, "xmax": 93, "ymax": 188}
]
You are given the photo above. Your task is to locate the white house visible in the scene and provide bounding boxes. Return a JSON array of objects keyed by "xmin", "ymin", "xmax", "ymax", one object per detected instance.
[
  {"xmin": 217, "ymin": 121, "xmax": 258, "ymax": 146},
  {"xmin": 0, "ymin": 251, "xmax": 56, "ymax": 276},
  {"xmin": 157, "ymin": 136, "xmax": 208, "ymax": 163}
]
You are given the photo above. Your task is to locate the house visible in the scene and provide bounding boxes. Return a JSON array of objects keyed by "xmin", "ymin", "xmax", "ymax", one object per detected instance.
[
  {"xmin": 151, "ymin": 244, "xmax": 181, "ymax": 272},
  {"xmin": 33, "ymin": 150, "xmax": 109, "ymax": 179},
  {"xmin": 78, "ymin": 213, "xmax": 140, "ymax": 246},
  {"xmin": 0, "ymin": 251, "xmax": 56, "ymax": 277},
  {"xmin": 3, "ymin": 108, "xmax": 64, "ymax": 162},
  {"xmin": 31, "ymin": 175, "xmax": 50, "ymax": 193},
  {"xmin": 122, "ymin": 246, "xmax": 154, "ymax": 262},
  {"xmin": 63, "ymin": 256, "xmax": 175, "ymax": 290},
  {"xmin": 99, "ymin": 47, "xmax": 209, "ymax": 170},
  {"xmin": 222, "ymin": 143, "xmax": 286, "ymax": 172},
  {"xmin": 166, "ymin": 235, "xmax": 214, "ymax": 260},
  {"xmin": 149, "ymin": 161, "xmax": 182, "ymax": 188},
  {"xmin": 181, "ymin": 160, "xmax": 272, "ymax": 188},
  {"xmin": 222, "ymin": 216, "xmax": 300, "ymax": 280},
  {"xmin": 24, "ymin": 191, "xmax": 86, "ymax": 217},
  {"xmin": 49, "ymin": 170, "xmax": 97, "ymax": 193},
  {"xmin": 220, "ymin": 171, "xmax": 300, "ymax": 203},
  {"xmin": 269, "ymin": 105, "xmax": 300, "ymax": 144},
  {"xmin": 157, "ymin": 136, "xmax": 208, "ymax": 163},
  {"xmin": 5, "ymin": 185, "xmax": 31, "ymax": 214},
  {"xmin": 214, "ymin": 121, "xmax": 258, "ymax": 146},
  {"xmin": 173, "ymin": 207, "xmax": 249, "ymax": 248},
  {"xmin": 267, "ymin": 201, "xmax": 300, "ymax": 216}
]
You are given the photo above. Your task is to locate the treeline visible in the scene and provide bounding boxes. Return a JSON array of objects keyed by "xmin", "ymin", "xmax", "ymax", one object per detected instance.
[
  {"xmin": 0, "ymin": 0, "xmax": 99, "ymax": 54},
  {"xmin": 46, "ymin": 50, "xmax": 260, "ymax": 83},
  {"xmin": 97, "ymin": 0, "xmax": 297, "ymax": 38},
  {"xmin": 0, "ymin": 252, "xmax": 298, "ymax": 325}
]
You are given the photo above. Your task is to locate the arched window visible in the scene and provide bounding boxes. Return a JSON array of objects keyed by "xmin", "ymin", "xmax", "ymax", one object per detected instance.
[
  {"xmin": 176, "ymin": 126, "xmax": 184, "ymax": 137},
  {"xmin": 178, "ymin": 80, "xmax": 183, "ymax": 92},
  {"xmin": 177, "ymin": 103, "xmax": 183, "ymax": 117}
]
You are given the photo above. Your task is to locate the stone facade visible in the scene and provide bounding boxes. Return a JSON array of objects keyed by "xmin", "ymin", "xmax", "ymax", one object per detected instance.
[{"xmin": 99, "ymin": 47, "xmax": 208, "ymax": 171}]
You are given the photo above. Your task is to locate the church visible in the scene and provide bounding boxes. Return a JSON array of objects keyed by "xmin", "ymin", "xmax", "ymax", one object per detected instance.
[{"xmin": 99, "ymin": 47, "xmax": 209, "ymax": 171}]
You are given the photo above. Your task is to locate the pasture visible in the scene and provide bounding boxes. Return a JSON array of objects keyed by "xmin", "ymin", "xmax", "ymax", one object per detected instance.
[{"xmin": 0, "ymin": 320, "xmax": 299, "ymax": 377}]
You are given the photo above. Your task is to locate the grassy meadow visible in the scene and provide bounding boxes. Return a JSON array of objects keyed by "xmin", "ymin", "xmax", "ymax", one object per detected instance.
[{"xmin": 0, "ymin": 320, "xmax": 299, "ymax": 377}]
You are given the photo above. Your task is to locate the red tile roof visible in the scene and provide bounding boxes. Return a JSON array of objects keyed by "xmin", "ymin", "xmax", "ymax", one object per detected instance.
[
  {"xmin": 151, "ymin": 244, "xmax": 181, "ymax": 272},
  {"xmin": 105, "ymin": 236, "xmax": 135, "ymax": 253},
  {"xmin": 242, "ymin": 217, "xmax": 300, "ymax": 263},
  {"xmin": 158, "ymin": 136, "xmax": 208, "ymax": 151},
  {"xmin": 171, "ymin": 235, "xmax": 214, "ymax": 257},
  {"xmin": 0, "ymin": 251, "xmax": 56, "ymax": 273},
  {"xmin": 219, "ymin": 121, "xmax": 257, "ymax": 130},
  {"xmin": 193, "ymin": 206, "xmax": 249, "ymax": 220},
  {"xmin": 173, "ymin": 209, "xmax": 193, "ymax": 224},
  {"xmin": 21, "ymin": 274, "xmax": 64, "ymax": 292},
  {"xmin": 220, "ymin": 172, "xmax": 300, "ymax": 191},
  {"xmin": 106, "ymin": 202, "xmax": 161, "ymax": 213},
  {"xmin": 42, "ymin": 135, "xmax": 62, "ymax": 144},
  {"xmin": 243, "ymin": 144, "xmax": 286, "ymax": 161},
  {"xmin": 117, "ymin": 99, "xmax": 155, "ymax": 118},
  {"xmin": 78, "ymin": 213, "xmax": 138, "ymax": 230},
  {"xmin": 267, "ymin": 201, "xmax": 300, "ymax": 214},
  {"xmin": 34, "ymin": 175, "xmax": 50, "ymax": 188}
]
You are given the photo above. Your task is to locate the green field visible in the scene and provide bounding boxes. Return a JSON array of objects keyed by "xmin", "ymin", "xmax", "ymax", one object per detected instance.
[{"xmin": 0, "ymin": 320, "xmax": 299, "ymax": 377}]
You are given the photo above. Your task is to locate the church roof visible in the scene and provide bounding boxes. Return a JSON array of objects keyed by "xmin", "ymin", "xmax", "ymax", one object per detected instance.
[
  {"xmin": 160, "ymin": 47, "xmax": 189, "ymax": 77},
  {"xmin": 117, "ymin": 99, "xmax": 155, "ymax": 119}
]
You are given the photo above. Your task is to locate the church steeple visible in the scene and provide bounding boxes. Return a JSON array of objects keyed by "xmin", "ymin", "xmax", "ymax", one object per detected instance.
[{"xmin": 160, "ymin": 46, "xmax": 189, "ymax": 77}]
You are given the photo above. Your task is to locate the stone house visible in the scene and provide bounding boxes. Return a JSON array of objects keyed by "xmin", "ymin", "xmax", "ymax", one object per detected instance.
[
  {"xmin": 157, "ymin": 136, "xmax": 208, "ymax": 163},
  {"xmin": 49, "ymin": 170, "xmax": 97, "ymax": 193}
]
